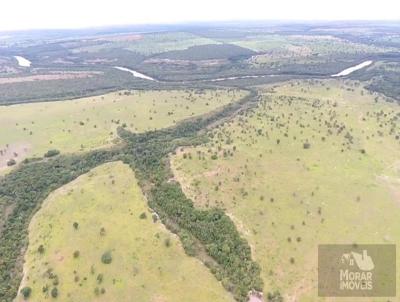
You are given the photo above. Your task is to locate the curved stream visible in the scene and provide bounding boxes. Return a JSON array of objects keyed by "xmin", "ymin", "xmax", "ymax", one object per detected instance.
[
  {"xmin": 116, "ymin": 61, "xmax": 373, "ymax": 84},
  {"xmin": 331, "ymin": 60, "xmax": 373, "ymax": 77},
  {"xmin": 14, "ymin": 56, "xmax": 31, "ymax": 67},
  {"xmin": 114, "ymin": 66, "xmax": 156, "ymax": 81}
]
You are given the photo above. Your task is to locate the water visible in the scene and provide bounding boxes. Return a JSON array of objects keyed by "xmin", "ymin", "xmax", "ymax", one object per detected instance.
[
  {"xmin": 331, "ymin": 60, "xmax": 373, "ymax": 77},
  {"xmin": 114, "ymin": 66, "xmax": 156, "ymax": 81},
  {"xmin": 14, "ymin": 56, "xmax": 31, "ymax": 67}
]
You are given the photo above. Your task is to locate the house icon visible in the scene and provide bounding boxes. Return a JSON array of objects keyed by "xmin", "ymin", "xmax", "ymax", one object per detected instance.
[{"xmin": 340, "ymin": 250, "xmax": 374, "ymax": 271}]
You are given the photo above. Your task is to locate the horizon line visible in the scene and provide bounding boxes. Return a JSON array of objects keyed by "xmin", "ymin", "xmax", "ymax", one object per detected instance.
[{"xmin": 1, "ymin": 18, "xmax": 399, "ymax": 34}]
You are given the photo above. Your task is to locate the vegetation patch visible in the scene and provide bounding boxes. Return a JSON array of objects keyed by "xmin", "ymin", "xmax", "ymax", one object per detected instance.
[
  {"xmin": 171, "ymin": 79, "xmax": 400, "ymax": 300},
  {"xmin": 1, "ymin": 90, "xmax": 262, "ymax": 302},
  {"xmin": 0, "ymin": 89, "xmax": 244, "ymax": 159},
  {"xmin": 16, "ymin": 162, "xmax": 232, "ymax": 302},
  {"xmin": 155, "ymin": 44, "xmax": 256, "ymax": 61}
]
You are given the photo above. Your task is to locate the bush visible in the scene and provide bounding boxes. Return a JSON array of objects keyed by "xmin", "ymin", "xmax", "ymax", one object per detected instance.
[
  {"xmin": 20, "ymin": 287, "xmax": 32, "ymax": 299},
  {"xmin": 100, "ymin": 227, "xmax": 106, "ymax": 236},
  {"xmin": 303, "ymin": 142, "xmax": 311, "ymax": 149},
  {"xmin": 139, "ymin": 212, "xmax": 147, "ymax": 219},
  {"xmin": 101, "ymin": 251, "xmax": 112, "ymax": 264},
  {"xmin": 38, "ymin": 245, "xmax": 45, "ymax": 254},
  {"xmin": 267, "ymin": 290, "xmax": 283, "ymax": 302},
  {"xmin": 73, "ymin": 250, "xmax": 80, "ymax": 258},
  {"xmin": 51, "ymin": 287, "xmax": 58, "ymax": 298},
  {"xmin": 44, "ymin": 149, "xmax": 60, "ymax": 158},
  {"xmin": 96, "ymin": 273, "xmax": 103, "ymax": 284},
  {"xmin": 7, "ymin": 159, "xmax": 16, "ymax": 166}
]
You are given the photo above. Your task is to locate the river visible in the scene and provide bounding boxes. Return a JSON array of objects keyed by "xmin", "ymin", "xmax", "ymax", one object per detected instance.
[
  {"xmin": 331, "ymin": 60, "xmax": 373, "ymax": 77},
  {"xmin": 114, "ymin": 66, "xmax": 156, "ymax": 81},
  {"xmin": 14, "ymin": 56, "xmax": 31, "ymax": 67}
]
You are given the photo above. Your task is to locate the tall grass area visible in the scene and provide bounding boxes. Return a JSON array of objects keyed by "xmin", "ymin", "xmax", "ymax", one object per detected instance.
[{"xmin": 172, "ymin": 80, "xmax": 400, "ymax": 301}]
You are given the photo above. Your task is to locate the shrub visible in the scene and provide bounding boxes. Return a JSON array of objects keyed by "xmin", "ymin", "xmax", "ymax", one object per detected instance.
[
  {"xmin": 73, "ymin": 222, "xmax": 79, "ymax": 230},
  {"xmin": 38, "ymin": 245, "xmax": 45, "ymax": 254},
  {"xmin": 51, "ymin": 287, "xmax": 58, "ymax": 298},
  {"xmin": 20, "ymin": 287, "xmax": 32, "ymax": 299},
  {"xmin": 7, "ymin": 159, "xmax": 16, "ymax": 166},
  {"xmin": 100, "ymin": 227, "xmax": 106, "ymax": 236},
  {"xmin": 303, "ymin": 142, "xmax": 311, "ymax": 149},
  {"xmin": 96, "ymin": 273, "xmax": 103, "ymax": 284},
  {"xmin": 267, "ymin": 290, "xmax": 283, "ymax": 302},
  {"xmin": 44, "ymin": 149, "xmax": 60, "ymax": 158},
  {"xmin": 139, "ymin": 212, "xmax": 147, "ymax": 219},
  {"xmin": 101, "ymin": 251, "xmax": 112, "ymax": 264},
  {"xmin": 73, "ymin": 250, "xmax": 80, "ymax": 258}
]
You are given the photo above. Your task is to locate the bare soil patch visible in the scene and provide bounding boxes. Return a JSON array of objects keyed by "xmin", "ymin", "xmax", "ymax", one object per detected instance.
[
  {"xmin": 0, "ymin": 143, "xmax": 31, "ymax": 170},
  {"xmin": 144, "ymin": 58, "xmax": 228, "ymax": 66},
  {"xmin": 0, "ymin": 71, "xmax": 102, "ymax": 84},
  {"xmin": 95, "ymin": 33, "xmax": 143, "ymax": 42}
]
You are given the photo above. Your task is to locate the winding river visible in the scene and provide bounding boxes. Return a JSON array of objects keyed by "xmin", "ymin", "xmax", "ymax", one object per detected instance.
[
  {"xmin": 14, "ymin": 56, "xmax": 31, "ymax": 67},
  {"xmin": 113, "ymin": 61, "xmax": 373, "ymax": 83},
  {"xmin": 331, "ymin": 60, "xmax": 373, "ymax": 77},
  {"xmin": 114, "ymin": 66, "xmax": 156, "ymax": 81}
]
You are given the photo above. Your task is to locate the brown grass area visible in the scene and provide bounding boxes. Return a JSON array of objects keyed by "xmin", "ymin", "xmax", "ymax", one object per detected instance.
[
  {"xmin": 0, "ymin": 71, "xmax": 102, "ymax": 84},
  {"xmin": 0, "ymin": 143, "xmax": 31, "ymax": 170},
  {"xmin": 95, "ymin": 33, "xmax": 143, "ymax": 42},
  {"xmin": 144, "ymin": 58, "xmax": 228, "ymax": 66}
]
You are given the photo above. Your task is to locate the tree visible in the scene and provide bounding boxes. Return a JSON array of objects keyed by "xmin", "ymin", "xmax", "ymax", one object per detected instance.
[
  {"xmin": 101, "ymin": 251, "xmax": 112, "ymax": 264},
  {"xmin": 51, "ymin": 287, "xmax": 58, "ymax": 298},
  {"xmin": 38, "ymin": 245, "xmax": 45, "ymax": 254},
  {"xmin": 20, "ymin": 287, "xmax": 32, "ymax": 299}
]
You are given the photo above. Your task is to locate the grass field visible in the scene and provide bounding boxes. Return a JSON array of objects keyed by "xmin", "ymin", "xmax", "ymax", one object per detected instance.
[
  {"xmin": 17, "ymin": 161, "xmax": 234, "ymax": 302},
  {"xmin": 171, "ymin": 80, "xmax": 400, "ymax": 301},
  {"xmin": 230, "ymin": 34, "xmax": 390, "ymax": 55},
  {"xmin": 0, "ymin": 88, "xmax": 245, "ymax": 172},
  {"xmin": 73, "ymin": 32, "xmax": 219, "ymax": 55}
]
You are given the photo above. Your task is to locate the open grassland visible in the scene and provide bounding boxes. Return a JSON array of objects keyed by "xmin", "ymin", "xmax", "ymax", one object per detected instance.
[
  {"xmin": 172, "ymin": 80, "xmax": 400, "ymax": 301},
  {"xmin": 0, "ymin": 88, "xmax": 245, "ymax": 171},
  {"xmin": 17, "ymin": 161, "xmax": 234, "ymax": 302},
  {"xmin": 231, "ymin": 34, "xmax": 390, "ymax": 55},
  {"xmin": 73, "ymin": 32, "xmax": 219, "ymax": 55}
]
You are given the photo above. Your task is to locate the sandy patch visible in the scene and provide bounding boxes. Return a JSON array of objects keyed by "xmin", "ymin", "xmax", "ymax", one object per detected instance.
[
  {"xmin": 0, "ymin": 71, "xmax": 102, "ymax": 84},
  {"xmin": 0, "ymin": 143, "xmax": 31, "ymax": 170},
  {"xmin": 249, "ymin": 292, "xmax": 264, "ymax": 302},
  {"xmin": 95, "ymin": 33, "xmax": 143, "ymax": 42},
  {"xmin": 144, "ymin": 58, "xmax": 228, "ymax": 66},
  {"xmin": 84, "ymin": 58, "xmax": 117, "ymax": 64},
  {"xmin": 377, "ymin": 175, "xmax": 400, "ymax": 205}
]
